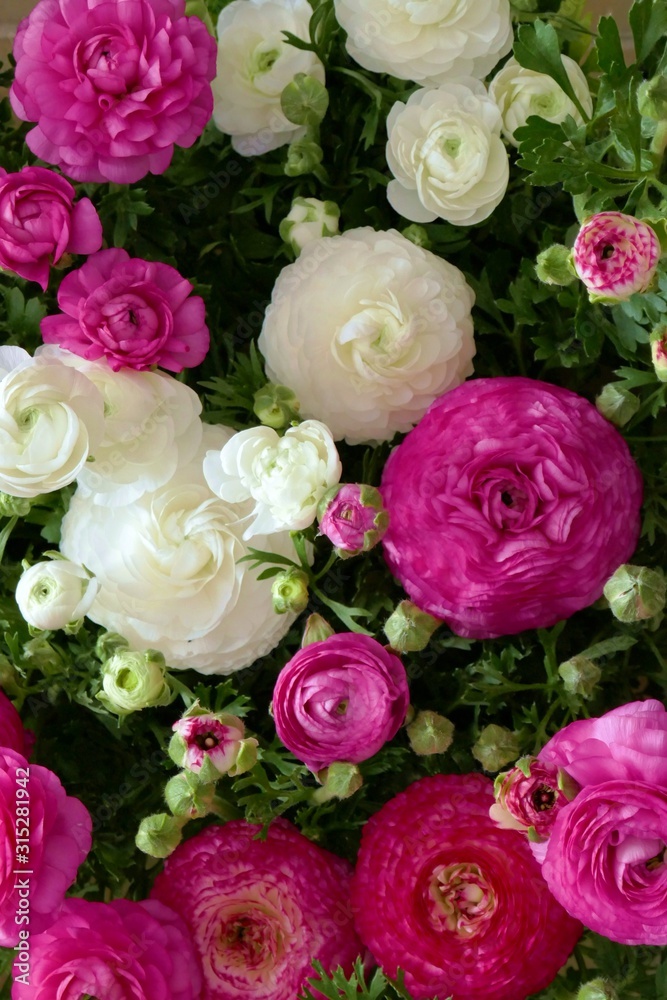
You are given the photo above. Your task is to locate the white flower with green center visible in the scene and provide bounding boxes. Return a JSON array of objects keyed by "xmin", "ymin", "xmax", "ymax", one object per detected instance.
[
  {"xmin": 16, "ymin": 559, "xmax": 99, "ymax": 632},
  {"xmin": 98, "ymin": 649, "xmax": 172, "ymax": 715},
  {"xmin": 489, "ymin": 56, "xmax": 593, "ymax": 147},
  {"xmin": 211, "ymin": 0, "xmax": 326, "ymax": 156},
  {"xmin": 279, "ymin": 197, "xmax": 340, "ymax": 254}
]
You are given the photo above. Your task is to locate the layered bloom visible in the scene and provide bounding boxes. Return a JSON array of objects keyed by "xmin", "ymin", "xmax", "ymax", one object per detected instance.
[
  {"xmin": 41, "ymin": 249, "xmax": 210, "ymax": 373},
  {"xmin": 98, "ymin": 649, "xmax": 172, "ymax": 715},
  {"xmin": 381, "ymin": 377, "xmax": 643, "ymax": 638},
  {"xmin": 15, "ymin": 559, "xmax": 98, "ymax": 632},
  {"xmin": 203, "ymin": 420, "xmax": 341, "ymax": 537},
  {"xmin": 258, "ymin": 228, "xmax": 476, "ymax": 443},
  {"xmin": 318, "ymin": 483, "xmax": 388, "ymax": 556},
  {"xmin": 333, "ymin": 0, "xmax": 512, "ymax": 85},
  {"xmin": 572, "ymin": 213, "xmax": 661, "ymax": 302},
  {"xmin": 0, "ymin": 747, "xmax": 91, "ymax": 946},
  {"xmin": 489, "ymin": 56, "xmax": 593, "ymax": 146},
  {"xmin": 170, "ymin": 709, "xmax": 256, "ymax": 779},
  {"xmin": 490, "ymin": 757, "xmax": 578, "ymax": 840},
  {"xmin": 12, "ymin": 897, "xmax": 202, "ymax": 999},
  {"xmin": 351, "ymin": 773, "xmax": 581, "ymax": 1000},
  {"xmin": 386, "ymin": 83, "xmax": 509, "ymax": 226},
  {"xmin": 279, "ymin": 197, "xmax": 340, "ymax": 254},
  {"xmin": 212, "ymin": 0, "xmax": 325, "ymax": 156},
  {"xmin": 272, "ymin": 633, "xmax": 410, "ymax": 771},
  {"xmin": 10, "ymin": 0, "xmax": 216, "ymax": 184},
  {"xmin": 59, "ymin": 425, "xmax": 299, "ymax": 673},
  {"xmin": 151, "ymin": 818, "xmax": 361, "ymax": 1000},
  {"xmin": 0, "ymin": 166, "xmax": 102, "ymax": 289}
]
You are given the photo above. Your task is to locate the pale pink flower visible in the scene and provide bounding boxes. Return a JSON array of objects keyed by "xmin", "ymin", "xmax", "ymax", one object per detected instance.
[{"xmin": 572, "ymin": 212, "xmax": 660, "ymax": 302}]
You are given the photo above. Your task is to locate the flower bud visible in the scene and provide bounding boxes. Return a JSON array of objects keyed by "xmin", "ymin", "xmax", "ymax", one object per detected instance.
[
  {"xmin": 0, "ymin": 493, "xmax": 32, "ymax": 517},
  {"xmin": 169, "ymin": 707, "xmax": 256, "ymax": 780},
  {"xmin": 576, "ymin": 979, "xmax": 618, "ymax": 1000},
  {"xmin": 401, "ymin": 224, "xmax": 431, "ymax": 249},
  {"xmin": 253, "ymin": 382, "xmax": 301, "ymax": 429},
  {"xmin": 491, "ymin": 756, "xmax": 578, "ymax": 839},
  {"xmin": 97, "ymin": 649, "xmax": 172, "ymax": 716},
  {"xmin": 535, "ymin": 244, "xmax": 576, "ymax": 286},
  {"xmin": 558, "ymin": 655, "xmax": 601, "ymax": 698},
  {"xmin": 279, "ymin": 197, "xmax": 339, "ymax": 255},
  {"xmin": 164, "ymin": 772, "xmax": 217, "ymax": 819},
  {"xmin": 472, "ymin": 725, "xmax": 521, "ymax": 772},
  {"xmin": 135, "ymin": 812, "xmax": 184, "ymax": 858},
  {"xmin": 603, "ymin": 564, "xmax": 666, "ymax": 623},
  {"xmin": 22, "ymin": 636, "xmax": 64, "ymax": 675},
  {"xmin": 95, "ymin": 631, "xmax": 130, "ymax": 662},
  {"xmin": 281, "ymin": 73, "xmax": 329, "ymax": 127},
  {"xmin": 573, "ymin": 212, "xmax": 661, "ymax": 303},
  {"xmin": 651, "ymin": 324, "xmax": 667, "ymax": 382},
  {"xmin": 0, "ymin": 655, "xmax": 19, "ymax": 695},
  {"xmin": 284, "ymin": 137, "xmax": 324, "ymax": 177},
  {"xmin": 407, "ymin": 710, "xmax": 454, "ymax": 756},
  {"xmin": 272, "ymin": 568, "xmax": 309, "ymax": 615},
  {"xmin": 318, "ymin": 483, "xmax": 389, "ymax": 558},
  {"xmin": 301, "ymin": 613, "xmax": 335, "ymax": 647},
  {"xmin": 638, "ymin": 74, "xmax": 667, "ymax": 121},
  {"xmin": 15, "ymin": 559, "xmax": 98, "ymax": 633},
  {"xmin": 595, "ymin": 383, "xmax": 640, "ymax": 427},
  {"xmin": 384, "ymin": 600, "xmax": 440, "ymax": 652},
  {"xmin": 312, "ymin": 761, "xmax": 363, "ymax": 803}
]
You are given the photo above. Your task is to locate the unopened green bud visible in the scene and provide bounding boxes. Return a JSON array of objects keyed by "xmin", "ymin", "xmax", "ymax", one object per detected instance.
[
  {"xmin": 407, "ymin": 710, "xmax": 455, "ymax": 756},
  {"xmin": 97, "ymin": 648, "xmax": 172, "ymax": 715},
  {"xmin": 164, "ymin": 773, "xmax": 217, "ymax": 818},
  {"xmin": 384, "ymin": 601, "xmax": 440, "ymax": 652},
  {"xmin": 95, "ymin": 631, "xmax": 130, "ymax": 662},
  {"xmin": 272, "ymin": 568, "xmax": 309, "ymax": 615},
  {"xmin": 638, "ymin": 75, "xmax": 667, "ymax": 121},
  {"xmin": 313, "ymin": 761, "xmax": 363, "ymax": 803},
  {"xmin": 603, "ymin": 564, "xmax": 666, "ymax": 623},
  {"xmin": 401, "ymin": 224, "xmax": 431, "ymax": 249},
  {"xmin": 253, "ymin": 383, "xmax": 301, "ymax": 429},
  {"xmin": 472, "ymin": 725, "xmax": 521, "ymax": 772},
  {"xmin": 595, "ymin": 383, "xmax": 640, "ymax": 427},
  {"xmin": 535, "ymin": 244, "xmax": 576, "ymax": 286},
  {"xmin": 558, "ymin": 655, "xmax": 601, "ymax": 698},
  {"xmin": 651, "ymin": 324, "xmax": 667, "ymax": 382},
  {"xmin": 135, "ymin": 813, "xmax": 184, "ymax": 858},
  {"xmin": 576, "ymin": 979, "xmax": 618, "ymax": 1000},
  {"xmin": 22, "ymin": 636, "xmax": 64, "ymax": 675},
  {"xmin": 281, "ymin": 73, "xmax": 329, "ymax": 127},
  {"xmin": 284, "ymin": 137, "xmax": 324, "ymax": 177},
  {"xmin": 0, "ymin": 493, "xmax": 32, "ymax": 517},
  {"xmin": 279, "ymin": 197, "xmax": 339, "ymax": 255},
  {"xmin": 301, "ymin": 613, "xmax": 335, "ymax": 647}
]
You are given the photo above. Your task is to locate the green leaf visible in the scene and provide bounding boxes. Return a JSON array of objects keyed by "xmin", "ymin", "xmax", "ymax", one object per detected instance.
[
  {"xmin": 514, "ymin": 20, "xmax": 590, "ymax": 121},
  {"xmin": 595, "ymin": 15, "xmax": 627, "ymax": 83},
  {"xmin": 577, "ymin": 635, "xmax": 637, "ymax": 660},
  {"xmin": 629, "ymin": 0, "xmax": 667, "ymax": 64}
]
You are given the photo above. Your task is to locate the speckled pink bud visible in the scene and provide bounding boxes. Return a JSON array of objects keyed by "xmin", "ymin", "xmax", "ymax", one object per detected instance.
[{"xmin": 572, "ymin": 212, "xmax": 660, "ymax": 302}]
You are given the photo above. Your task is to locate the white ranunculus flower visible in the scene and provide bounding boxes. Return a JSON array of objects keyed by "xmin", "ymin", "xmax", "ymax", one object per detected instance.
[
  {"xmin": 203, "ymin": 419, "xmax": 341, "ymax": 537},
  {"xmin": 489, "ymin": 56, "xmax": 593, "ymax": 147},
  {"xmin": 211, "ymin": 0, "xmax": 326, "ymax": 156},
  {"xmin": 15, "ymin": 559, "xmax": 99, "ymax": 631},
  {"xmin": 258, "ymin": 227, "xmax": 476, "ymax": 443},
  {"xmin": 37, "ymin": 346, "xmax": 202, "ymax": 506},
  {"xmin": 0, "ymin": 355, "xmax": 104, "ymax": 497},
  {"xmin": 59, "ymin": 425, "xmax": 301, "ymax": 675},
  {"xmin": 386, "ymin": 82, "xmax": 510, "ymax": 226},
  {"xmin": 97, "ymin": 649, "xmax": 172, "ymax": 715},
  {"xmin": 279, "ymin": 197, "xmax": 340, "ymax": 254},
  {"xmin": 334, "ymin": 0, "xmax": 512, "ymax": 85}
]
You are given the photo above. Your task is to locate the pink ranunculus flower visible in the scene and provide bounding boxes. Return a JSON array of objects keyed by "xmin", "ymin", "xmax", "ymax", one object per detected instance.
[
  {"xmin": 381, "ymin": 377, "xmax": 643, "ymax": 639},
  {"xmin": 151, "ymin": 818, "xmax": 361, "ymax": 1000},
  {"xmin": 541, "ymin": 780, "xmax": 667, "ymax": 945},
  {"xmin": 490, "ymin": 757, "xmax": 578, "ymax": 841},
  {"xmin": 41, "ymin": 248, "xmax": 210, "ymax": 372},
  {"xmin": 0, "ymin": 691, "xmax": 31, "ymax": 758},
  {"xmin": 10, "ymin": 0, "xmax": 216, "ymax": 185},
  {"xmin": 0, "ymin": 748, "xmax": 91, "ymax": 946},
  {"xmin": 12, "ymin": 897, "xmax": 202, "ymax": 999},
  {"xmin": 318, "ymin": 484, "xmax": 389, "ymax": 557},
  {"xmin": 272, "ymin": 633, "xmax": 410, "ymax": 772},
  {"xmin": 351, "ymin": 773, "xmax": 581, "ymax": 1000},
  {"xmin": 0, "ymin": 166, "xmax": 102, "ymax": 290},
  {"xmin": 572, "ymin": 212, "xmax": 661, "ymax": 302},
  {"xmin": 170, "ymin": 709, "xmax": 257, "ymax": 779}
]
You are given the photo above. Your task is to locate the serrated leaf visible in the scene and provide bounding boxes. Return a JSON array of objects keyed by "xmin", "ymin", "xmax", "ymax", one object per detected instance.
[
  {"xmin": 629, "ymin": 0, "xmax": 667, "ymax": 64},
  {"xmin": 595, "ymin": 15, "xmax": 628, "ymax": 83}
]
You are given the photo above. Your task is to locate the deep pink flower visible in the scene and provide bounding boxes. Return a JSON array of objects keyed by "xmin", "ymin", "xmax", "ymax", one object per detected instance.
[
  {"xmin": 352, "ymin": 773, "xmax": 581, "ymax": 1000},
  {"xmin": 0, "ymin": 748, "xmax": 91, "ymax": 946},
  {"xmin": 151, "ymin": 818, "xmax": 361, "ymax": 1000},
  {"xmin": 0, "ymin": 691, "xmax": 30, "ymax": 758},
  {"xmin": 318, "ymin": 484, "xmax": 388, "ymax": 557},
  {"xmin": 10, "ymin": 0, "xmax": 216, "ymax": 184},
  {"xmin": 171, "ymin": 712, "xmax": 251, "ymax": 777},
  {"xmin": 573, "ymin": 212, "xmax": 660, "ymax": 302},
  {"xmin": 381, "ymin": 377, "xmax": 643, "ymax": 638},
  {"xmin": 41, "ymin": 248, "xmax": 209, "ymax": 372},
  {"xmin": 490, "ymin": 757, "xmax": 578, "ymax": 841},
  {"xmin": 11, "ymin": 897, "xmax": 202, "ymax": 999},
  {"xmin": 542, "ymin": 780, "xmax": 667, "ymax": 945},
  {"xmin": 272, "ymin": 633, "xmax": 410, "ymax": 772},
  {"xmin": 0, "ymin": 167, "xmax": 102, "ymax": 289}
]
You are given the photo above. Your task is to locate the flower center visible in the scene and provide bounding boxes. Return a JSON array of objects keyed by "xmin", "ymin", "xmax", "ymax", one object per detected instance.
[
  {"xmin": 601, "ymin": 244, "xmax": 615, "ymax": 260},
  {"xmin": 531, "ymin": 784, "xmax": 557, "ymax": 812},
  {"xmin": 428, "ymin": 862, "xmax": 496, "ymax": 937},
  {"xmin": 647, "ymin": 848, "xmax": 666, "ymax": 871},
  {"xmin": 194, "ymin": 731, "xmax": 220, "ymax": 750}
]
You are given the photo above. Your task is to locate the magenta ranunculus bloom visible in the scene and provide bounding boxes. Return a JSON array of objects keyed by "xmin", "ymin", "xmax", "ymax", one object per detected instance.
[
  {"xmin": 0, "ymin": 690, "xmax": 31, "ymax": 758},
  {"xmin": 490, "ymin": 757, "xmax": 578, "ymax": 841},
  {"xmin": 11, "ymin": 897, "xmax": 202, "ymax": 999},
  {"xmin": 542, "ymin": 780, "xmax": 667, "ymax": 945},
  {"xmin": 151, "ymin": 818, "xmax": 361, "ymax": 1000},
  {"xmin": 352, "ymin": 773, "xmax": 581, "ymax": 1000},
  {"xmin": 41, "ymin": 248, "xmax": 210, "ymax": 372},
  {"xmin": 0, "ymin": 166, "xmax": 102, "ymax": 290},
  {"xmin": 10, "ymin": 0, "xmax": 216, "ymax": 185},
  {"xmin": 381, "ymin": 377, "xmax": 643, "ymax": 639},
  {"xmin": 0, "ymin": 748, "xmax": 91, "ymax": 946},
  {"xmin": 318, "ymin": 484, "xmax": 389, "ymax": 557},
  {"xmin": 572, "ymin": 212, "xmax": 661, "ymax": 303},
  {"xmin": 272, "ymin": 633, "xmax": 410, "ymax": 772}
]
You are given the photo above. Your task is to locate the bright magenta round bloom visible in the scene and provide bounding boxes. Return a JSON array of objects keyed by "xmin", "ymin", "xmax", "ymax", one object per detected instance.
[
  {"xmin": 0, "ymin": 166, "xmax": 102, "ymax": 289},
  {"xmin": 272, "ymin": 633, "xmax": 409, "ymax": 771},
  {"xmin": 542, "ymin": 780, "xmax": 667, "ymax": 945},
  {"xmin": 0, "ymin": 748, "xmax": 91, "ymax": 946},
  {"xmin": 41, "ymin": 248, "xmax": 209, "ymax": 372},
  {"xmin": 573, "ymin": 212, "xmax": 660, "ymax": 302},
  {"xmin": 381, "ymin": 377, "xmax": 643, "ymax": 639},
  {"xmin": 11, "ymin": 897, "xmax": 202, "ymax": 999},
  {"xmin": 351, "ymin": 773, "xmax": 581, "ymax": 1000},
  {"xmin": 151, "ymin": 818, "xmax": 361, "ymax": 1000},
  {"xmin": 10, "ymin": 0, "xmax": 216, "ymax": 185}
]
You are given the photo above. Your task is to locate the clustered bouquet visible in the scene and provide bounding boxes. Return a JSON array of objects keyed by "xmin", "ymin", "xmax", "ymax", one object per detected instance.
[{"xmin": 1, "ymin": 0, "xmax": 667, "ymax": 996}]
